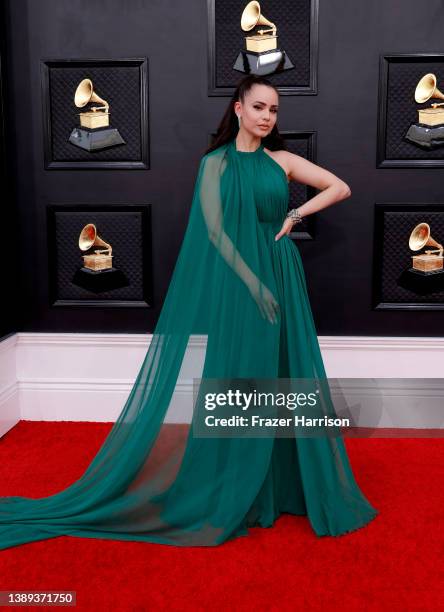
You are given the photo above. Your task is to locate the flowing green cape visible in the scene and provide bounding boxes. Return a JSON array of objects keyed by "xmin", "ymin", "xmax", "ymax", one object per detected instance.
[{"xmin": 0, "ymin": 140, "xmax": 378, "ymax": 549}]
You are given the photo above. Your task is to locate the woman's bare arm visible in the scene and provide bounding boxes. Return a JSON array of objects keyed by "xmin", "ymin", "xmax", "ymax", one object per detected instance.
[
  {"xmin": 274, "ymin": 151, "xmax": 351, "ymax": 241},
  {"xmin": 200, "ymin": 154, "xmax": 280, "ymax": 323}
]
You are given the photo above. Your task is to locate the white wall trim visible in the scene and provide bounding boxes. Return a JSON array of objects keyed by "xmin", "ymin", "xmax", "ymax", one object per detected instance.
[
  {"xmin": 0, "ymin": 332, "xmax": 443, "ymax": 436},
  {"xmin": 0, "ymin": 333, "xmax": 20, "ymax": 437},
  {"xmin": 319, "ymin": 336, "xmax": 444, "ymax": 350}
]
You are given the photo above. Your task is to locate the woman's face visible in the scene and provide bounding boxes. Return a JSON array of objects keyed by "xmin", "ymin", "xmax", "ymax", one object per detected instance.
[{"xmin": 234, "ymin": 84, "xmax": 279, "ymax": 138}]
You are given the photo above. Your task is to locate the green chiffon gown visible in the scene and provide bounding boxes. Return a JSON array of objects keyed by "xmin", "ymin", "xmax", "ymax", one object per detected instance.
[{"xmin": 0, "ymin": 138, "xmax": 378, "ymax": 550}]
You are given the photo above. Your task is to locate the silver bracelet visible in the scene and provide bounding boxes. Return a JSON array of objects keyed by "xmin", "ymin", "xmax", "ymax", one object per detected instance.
[{"xmin": 286, "ymin": 207, "xmax": 303, "ymax": 225}]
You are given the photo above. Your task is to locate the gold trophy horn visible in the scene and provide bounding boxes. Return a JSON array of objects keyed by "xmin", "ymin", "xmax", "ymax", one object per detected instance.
[
  {"xmin": 409, "ymin": 222, "xmax": 443, "ymax": 255},
  {"xmin": 414, "ymin": 73, "xmax": 444, "ymax": 108},
  {"xmin": 74, "ymin": 78, "xmax": 109, "ymax": 113},
  {"xmin": 79, "ymin": 223, "xmax": 112, "ymax": 256},
  {"xmin": 241, "ymin": 1, "xmax": 276, "ymax": 36}
]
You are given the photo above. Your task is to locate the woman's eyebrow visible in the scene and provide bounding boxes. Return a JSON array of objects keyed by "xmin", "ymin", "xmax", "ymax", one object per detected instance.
[{"xmin": 253, "ymin": 100, "xmax": 278, "ymax": 108}]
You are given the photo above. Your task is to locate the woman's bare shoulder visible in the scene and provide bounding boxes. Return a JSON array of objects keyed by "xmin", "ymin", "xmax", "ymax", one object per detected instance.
[
  {"xmin": 263, "ymin": 147, "xmax": 293, "ymax": 180},
  {"xmin": 264, "ymin": 148, "xmax": 303, "ymax": 162}
]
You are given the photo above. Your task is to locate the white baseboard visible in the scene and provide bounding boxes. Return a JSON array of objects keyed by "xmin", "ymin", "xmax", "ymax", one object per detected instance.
[
  {"xmin": 0, "ymin": 334, "xmax": 20, "ymax": 437},
  {"xmin": 14, "ymin": 333, "xmax": 206, "ymax": 424},
  {"xmin": 0, "ymin": 332, "xmax": 443, "ymax": 436}
]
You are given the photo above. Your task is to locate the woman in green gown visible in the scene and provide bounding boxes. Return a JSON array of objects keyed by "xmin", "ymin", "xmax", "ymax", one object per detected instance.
[{"xmin": 0, "ymin": 75, "xmax": 378, "ymax": 550}]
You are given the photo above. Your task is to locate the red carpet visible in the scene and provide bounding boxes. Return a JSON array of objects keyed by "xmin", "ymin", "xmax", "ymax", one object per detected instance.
[{"xmin": 0, "ymin": 421, "xmax": 442, "ymax": 611}]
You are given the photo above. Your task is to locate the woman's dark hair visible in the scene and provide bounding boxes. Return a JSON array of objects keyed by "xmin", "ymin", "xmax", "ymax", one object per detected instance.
[{"xmin": 204, "ymin": 75, "xmax": 286, "ymax": 155}]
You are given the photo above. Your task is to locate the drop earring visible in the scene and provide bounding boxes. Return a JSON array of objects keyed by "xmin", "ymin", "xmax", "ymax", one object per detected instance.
[{"xmin": 237, "ymin": 115, "xmax": 241, "ymax": 129}]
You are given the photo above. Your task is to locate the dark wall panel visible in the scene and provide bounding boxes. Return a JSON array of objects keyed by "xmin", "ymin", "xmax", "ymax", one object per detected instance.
[{"xmin": 0, "ymin": 2, "xmax": 19, "ymax": 339}]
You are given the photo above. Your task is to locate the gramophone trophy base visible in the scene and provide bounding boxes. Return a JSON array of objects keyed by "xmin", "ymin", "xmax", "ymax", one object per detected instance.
[
  {"xmin": 412, "ymin": 254, "xmax": 443, "ymax": 272},
  {"xmin": 72, "ymin": 267, "xmax": 130, "ymax": 293},
  {"xmin": 233, "ymin": 49, "xmax": 294, "ymax": 76},
  {"xmin": 404, "ymin": 122, "xmax": 444, "ymax": 150},
  {"xmin": 246, "ymin": 35, "xmax": 278, "ymax": 54},
  {"xmin": 417, "ymin": 108, "xmax": 444, "ymax": 126},
  {"xmin": 397, "ymin": 268, "xmax": 444, "ymax": 295},
  {"xmin": 82, "ymin": 254, "xmax": 113, "ymax": 271},
  {"xmin": 79, "ymin": 111, "xmax": 109, "ymax": 130},
  {"xmin": 68, "ymin": 127, "xmax": 126, "ymax": 151}
]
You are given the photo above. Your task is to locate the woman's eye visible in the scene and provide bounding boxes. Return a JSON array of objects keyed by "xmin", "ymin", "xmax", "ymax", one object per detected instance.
[{"xmin": 254, "ymin": 105, "xmax": 277, "ymax": 114}]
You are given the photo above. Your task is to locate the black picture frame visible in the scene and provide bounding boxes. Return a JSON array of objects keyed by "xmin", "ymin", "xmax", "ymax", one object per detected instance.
[
  {"xmin": 372, "ymin": 202, "xmax": 444, "ymax": 310},
  {"xmin": 47, "ymin": 204, "xmax": 153, "ymax": 308},
  {"xmin": 377, "ymin": 53, "xmax": 444, "ymax": 168},
  {"xmin": 207, "ymin": 0, "xmax": 319, "ymax": 96},
  {"xmin": 41, "ymin": 58, "xmax": 149, "ymax": 170},
  {"xmin": 281, "ymin": 130, "xmax": 317, "ymax": 241},
  {"xmin": 207, "ymin": 130, "xmax": 317, "ymax": 240}
]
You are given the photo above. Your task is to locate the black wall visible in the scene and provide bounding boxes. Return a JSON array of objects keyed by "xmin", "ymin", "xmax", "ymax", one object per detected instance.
[
  {"xmin": 0, "ymin": 2, "xmax": 19, "ymax": 339},
  {"xmin": 3, "ymin": 0, "xmax": 444, "ymax": 336}
]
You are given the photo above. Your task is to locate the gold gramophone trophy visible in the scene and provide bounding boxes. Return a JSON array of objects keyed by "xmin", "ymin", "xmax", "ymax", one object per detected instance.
[
  {"xmin": 404, "ymin": 73, "xmax": 444, "ymax": 149},
  {"xmin": 397, "ymin": 222, "xmax": 444, "ymax": 294},
  {"xmin": 68, "ymin": 78, "xmax": 125, "ymax": 151},
  {"xmin": 409, "ymin": 222, "xmax": 443, "ymax": 272},
  {"xmin": 79, "ymin": 223, "xmax": 113, "ymax": 271},
  {"xmin": 71, "ymin": 223, "xmax": 129, "ymax": 293},
  {"xmin": 233, "ymin": 1, "xmax": 294, "ymax": 75}
]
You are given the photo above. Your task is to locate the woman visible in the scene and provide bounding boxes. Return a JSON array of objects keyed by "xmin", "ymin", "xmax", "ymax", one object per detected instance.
[{"xmin": 0, "ymin": 75, "xmax": 378, "ymax": 551}]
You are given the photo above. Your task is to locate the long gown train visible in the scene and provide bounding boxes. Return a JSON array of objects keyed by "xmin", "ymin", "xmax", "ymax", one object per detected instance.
[{"xmin": 0, "ymin": 139, "xmax": 378, "ymax": 550}]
